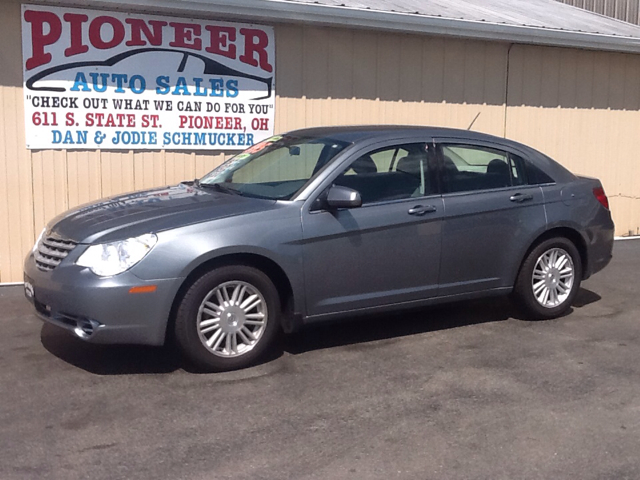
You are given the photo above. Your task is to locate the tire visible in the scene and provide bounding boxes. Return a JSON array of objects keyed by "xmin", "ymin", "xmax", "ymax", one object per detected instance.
[
  {"xmin": 174, "ymin": 265, "xmax": 281, "ymax": 372},
  {"xmin": 513, "ymin": 237, "xmax": 582, "ymax": 319}
]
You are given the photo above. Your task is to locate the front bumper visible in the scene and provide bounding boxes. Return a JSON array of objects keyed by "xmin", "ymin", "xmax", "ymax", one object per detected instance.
[{"xmin": 24, "ymin": 251, "xmax": 182, "ymax": 346}]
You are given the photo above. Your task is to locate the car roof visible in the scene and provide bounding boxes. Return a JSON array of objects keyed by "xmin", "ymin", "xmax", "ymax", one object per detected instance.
[{"xmin": 287, "ymin": 125, "xmax": 524, "ymax": 148}]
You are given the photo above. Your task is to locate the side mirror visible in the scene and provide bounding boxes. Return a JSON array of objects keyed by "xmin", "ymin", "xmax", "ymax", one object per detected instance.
[{"xmin": 326, "ymin": 185, "xmax": 362, "ymax": 209}]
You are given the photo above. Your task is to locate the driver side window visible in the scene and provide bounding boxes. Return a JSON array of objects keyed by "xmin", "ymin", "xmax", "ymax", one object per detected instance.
[{"xmin": 334, "ymin": 143, "xmax": 431, "ymax": 204}]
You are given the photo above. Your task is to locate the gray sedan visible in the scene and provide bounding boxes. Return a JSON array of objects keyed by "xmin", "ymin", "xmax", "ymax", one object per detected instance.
[{"xmin": 23, "ymin": 126, "xmax": 614, "ymax": 371}]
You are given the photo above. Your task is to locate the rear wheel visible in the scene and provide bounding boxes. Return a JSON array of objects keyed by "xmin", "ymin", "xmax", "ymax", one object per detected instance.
[
  {"xmin": 174, "ymin": 265, "xmax": 281, "ymax": 372},
  {"xmin": 514, "ymin": 237, "xmax": 582, "ymax": 319}
]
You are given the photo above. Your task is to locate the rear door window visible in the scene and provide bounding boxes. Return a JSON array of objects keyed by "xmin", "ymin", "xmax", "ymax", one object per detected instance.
[{"xmin": 440, "ymin": 144, "xmax": 527, "ymax": 193}]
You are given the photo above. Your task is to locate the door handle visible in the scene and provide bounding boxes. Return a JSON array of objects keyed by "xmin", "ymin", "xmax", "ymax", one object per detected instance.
[
  {"xmin": 509, "ymin": 193, "xmax": 533, "ymax": 203},
  {"xmin": 408, "ymin": 205, "xmax": 437, "ymax": 216}
]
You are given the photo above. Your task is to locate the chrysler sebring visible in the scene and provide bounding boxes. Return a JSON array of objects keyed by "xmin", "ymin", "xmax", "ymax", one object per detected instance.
[{"xmin": 24, "ymin": 126, "xmax": 614, "ymax": 371}]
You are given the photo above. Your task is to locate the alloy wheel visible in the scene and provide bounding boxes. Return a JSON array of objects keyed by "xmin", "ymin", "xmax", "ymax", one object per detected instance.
[
  {"xmin": 196, "ymin": 281, "xmax": 268, "ymax": 357},
  {"xmin": 531, "ymin": 247, "xmax": 575, "ymax": 308}
]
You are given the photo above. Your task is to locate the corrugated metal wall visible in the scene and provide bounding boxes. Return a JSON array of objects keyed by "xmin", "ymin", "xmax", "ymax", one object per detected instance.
[
  {"xmin": 506, "ymin": 44, "xmax": 640, "ymax": 236},
  {"xmin": 1, "ymin": 0, "xmax": 33, "ymax": 284},
  {"xmin": 2, "ymin": 0, "xmax": 640, "ymax": 282},
  {"xmin": 556, "ymin": 0, "xmax": 640, "ymax": 24},
  {"xmin": 274, "ymin": 25, "xmax": 508, "ymax": 135}
]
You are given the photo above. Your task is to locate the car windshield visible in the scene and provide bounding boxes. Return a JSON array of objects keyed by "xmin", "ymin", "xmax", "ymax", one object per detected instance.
[{"xmin": 199, "ymin": 135, "xmax": 351, "ymax": 200}]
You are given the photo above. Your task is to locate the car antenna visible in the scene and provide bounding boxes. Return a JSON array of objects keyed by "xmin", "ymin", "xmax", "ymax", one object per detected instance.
[{"xmin": 467, "ymin": 112, "xmax": 481, "ymax": 130}]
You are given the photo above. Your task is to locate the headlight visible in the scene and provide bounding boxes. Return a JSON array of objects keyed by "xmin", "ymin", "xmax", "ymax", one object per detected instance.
[
  {"xmin": 32, "ymin": 228, "xmax": 46, "ymax": 253},
  {"xmin": 76, "ymin": 233, "xmax": 157, "ymax": 277}
]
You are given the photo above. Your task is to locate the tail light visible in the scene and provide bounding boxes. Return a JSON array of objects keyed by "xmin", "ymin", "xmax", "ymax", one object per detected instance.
[{"xmin": 593, "ymin": 186, "xmax": 609, "ymax": 210}]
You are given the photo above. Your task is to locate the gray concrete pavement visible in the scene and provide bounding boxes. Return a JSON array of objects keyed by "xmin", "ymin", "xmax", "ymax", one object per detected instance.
[{"xmin": 1, "ymin": 240, "xmax": 640, "ymax": 480}]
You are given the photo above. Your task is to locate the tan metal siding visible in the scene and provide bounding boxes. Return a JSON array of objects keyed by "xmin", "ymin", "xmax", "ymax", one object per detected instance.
[
  {"xmin": 0, "ymin": 0, "xmax": 34, "ymax": 283},
  {"xmin": 0, "ymin": 84, "xmax": 35, "ymax": 283},
  {"xmin": 67, "ymin": 151, "xmax": 103, "ymax": 207},
  {"xmin": 276, "ymin": 26, "xmax": 508, "ymax": 134},
  {"xmin": 506, "ymin": 44, "xmax": 640, "ymax": 236}
]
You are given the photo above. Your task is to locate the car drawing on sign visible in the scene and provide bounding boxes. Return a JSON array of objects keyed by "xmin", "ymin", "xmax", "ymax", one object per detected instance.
[
  {"xmin": 23, "ymin": 126, "xmax": 614, "ymax": 371},
  {"xmin": 26, "ymin": 47, "xmax": 273, "ymax": 100}
]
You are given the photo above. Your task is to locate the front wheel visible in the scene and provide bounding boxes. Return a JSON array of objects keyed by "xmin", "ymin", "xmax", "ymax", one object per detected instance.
[
  {"xmin": 513, "ymin": 237, "xmax": 582, "ymax": 319},
  {"xmin": 174, "ymin": 265, "xmax": 281, "ymax": 372}
]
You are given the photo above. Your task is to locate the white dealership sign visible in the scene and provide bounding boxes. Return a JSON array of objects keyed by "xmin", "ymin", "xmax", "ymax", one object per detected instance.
[{"xmin": 21, "ymin": 5, "xmax": 275, "ymax": 150}]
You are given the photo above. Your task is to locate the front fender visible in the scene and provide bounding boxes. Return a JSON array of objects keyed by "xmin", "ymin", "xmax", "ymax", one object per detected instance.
[{"xmin": 129, "ymin": 205, "xmax": 306, "ymax": 315}]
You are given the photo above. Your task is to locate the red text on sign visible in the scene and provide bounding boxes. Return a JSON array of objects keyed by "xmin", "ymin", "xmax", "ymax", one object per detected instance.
[{"xmin": 24, "ymin": 10, "xmax": 273, "ymax": 73}]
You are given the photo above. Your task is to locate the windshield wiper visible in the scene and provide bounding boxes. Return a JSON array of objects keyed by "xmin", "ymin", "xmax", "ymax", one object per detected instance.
[
  {"xmin": 180, "ymin": 178, "xmax": 199, "ymax": 187},
  {"xmin": 197, "ymin": 182, "xmax": 242, "ymax": 196}
]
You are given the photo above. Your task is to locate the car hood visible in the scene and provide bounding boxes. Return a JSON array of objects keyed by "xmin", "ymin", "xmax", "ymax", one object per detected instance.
[{"xmin": 48, "ymin": 183, "xmax": 276, "ymax": 244}]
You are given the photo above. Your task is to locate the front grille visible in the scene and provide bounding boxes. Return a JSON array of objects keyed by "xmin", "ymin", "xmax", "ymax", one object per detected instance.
[{"xmin": 35, "ymin": 235, "xmax": 77, "ymax": 271}]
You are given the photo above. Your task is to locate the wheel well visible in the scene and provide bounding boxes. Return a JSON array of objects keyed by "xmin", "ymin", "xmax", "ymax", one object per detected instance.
[
  {"xmin": 521, "ymin": 227, "xmax": 588, "ymax": 280},
  {"xmin": 166, "ymin": 253, "xmax": 295, "ymax": 342}
]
